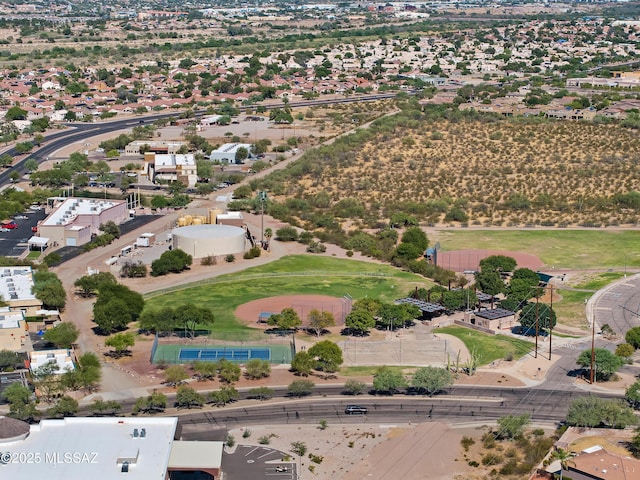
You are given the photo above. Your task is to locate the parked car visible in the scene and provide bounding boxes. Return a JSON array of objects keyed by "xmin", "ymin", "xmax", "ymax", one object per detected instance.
[
  {"xmin": 2, "ymin": 221, "xmax": 18, "ymax": 229},
  {"xmin": 0, "ymin": 228, "xmax": 10, "ymax": 233},
  {"xmin": 31, "ymin": 226, "xmax": 38, "ymax": 233},
  {"xmin": 14, "ymin": 215, "xmax": 28, "ymax": 220}
]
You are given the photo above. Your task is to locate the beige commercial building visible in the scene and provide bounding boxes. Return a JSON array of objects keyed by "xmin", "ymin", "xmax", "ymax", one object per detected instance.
[
  {"xmin": 0, "ymin": 266, "xmax": 43, "ymax": 317},
  {"xmin": 37, "ymin": 198, "xmax": 128, "ymax": 247},
  {"xmin": 0, "ymin": 308, "xmax": 28, "ymax": 352}
]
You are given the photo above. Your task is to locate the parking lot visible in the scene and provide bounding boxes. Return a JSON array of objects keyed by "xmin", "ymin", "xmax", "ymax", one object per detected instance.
[
  {"xmin": 222, "ymin": 445, "xmax": 296, "ymax": 480},
  {"xmin": 0, "ymin": 209, "xmax": 47, "ymax": 257}
]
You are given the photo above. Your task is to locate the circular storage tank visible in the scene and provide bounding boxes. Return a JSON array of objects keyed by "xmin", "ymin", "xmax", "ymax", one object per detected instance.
[{"xmin": 171, "ymin": 224, "xmax": 246, "ymax": 258}]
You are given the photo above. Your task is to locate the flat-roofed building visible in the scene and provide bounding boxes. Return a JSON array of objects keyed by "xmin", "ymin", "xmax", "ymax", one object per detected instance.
[
  {"xmin": 0, "ymin": 307, "xmax": 28, "ymax": 352},
  {"xmin": 38, "ymin": 198, "xmax": 128, "ymax": 247},
  {"xmin": 147, "ymin": 153, "xmax": 198, "ymax": 187},
  {"xmin": 0, "ymin": 266, "xmax": 42, "ymax": 316},
  {"xmin": 29, "ymin": 348, "xmax": 74, "ymax": 374},
  {"xmin": 0, "ymin": 417, "xmax": 224, "ymax": 480},
  {"xmin": 124, "ymin": 140, "xmax": 187, "ymax": 155},
  {"xmin": 209, "ymin": 143, "xmax": 253, "ymax": 164}
]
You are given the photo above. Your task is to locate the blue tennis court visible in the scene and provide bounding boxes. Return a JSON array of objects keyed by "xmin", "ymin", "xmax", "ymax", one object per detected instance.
[{"xmin": 178, "ymin": 347, "xmax": 272, "ymax": 362}]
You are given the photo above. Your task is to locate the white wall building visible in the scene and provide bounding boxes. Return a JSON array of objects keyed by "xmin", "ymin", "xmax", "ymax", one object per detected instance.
[
  {"xmin": 209, "ymin": 143, "xmax": 253, "ymax": 164},
  {"xmin": 29, "ymin": 348, "xmax": 74, "ymax": 374},
  {"xmin": 0, "ymin": 307, "xmax": 28, "ymax": 352},
  {"xmin": 0, "ymin": 417, "xmax": 223, "ymax": 480}
]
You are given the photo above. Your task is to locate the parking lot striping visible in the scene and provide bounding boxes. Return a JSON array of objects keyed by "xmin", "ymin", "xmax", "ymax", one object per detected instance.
[
  {"xmin": 244, "ymin": 446, "xmax": 261, "ymax": 456},
  {"xmin": 258, "ymin": 450, "xmax": 279, "ymax": 459}
]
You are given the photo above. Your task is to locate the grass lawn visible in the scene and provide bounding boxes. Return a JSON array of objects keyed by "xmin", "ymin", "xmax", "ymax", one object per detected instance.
[
  {"xmin": 434, "ymin": 230, "xmax": 640, "ymax": 269},
  {"xmin": 26, "ymin": 251, "xmax": 41, "ymax": 260},
  {"xmin": 436, "ymin": 326, "xmax": 534, "ymax": 366},
  {"xmin": 145, "ymin": 255, "xmax": 432, "ymax": 340},
  {"xmin": 552, "ymin": 272, "xmax": 625, "ymax": 330}
]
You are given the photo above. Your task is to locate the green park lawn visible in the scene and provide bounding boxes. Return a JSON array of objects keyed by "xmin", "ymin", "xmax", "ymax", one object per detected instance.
[
  {"xmin": 437, "ymin": 326, "xmax": 534, "ymax": 366},
  {"xmin": 435, "ymin": 230, "xmax": 640, "ymax": 269},
  {"xmin": 144, "ymin": 255, "xmax": 432, "ymax": 340}
]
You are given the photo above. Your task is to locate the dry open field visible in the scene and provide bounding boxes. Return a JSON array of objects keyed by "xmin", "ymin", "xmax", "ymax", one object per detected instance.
[{"xmin": 282, "ymin": 116, "xmax": 640, "ymax": 228}]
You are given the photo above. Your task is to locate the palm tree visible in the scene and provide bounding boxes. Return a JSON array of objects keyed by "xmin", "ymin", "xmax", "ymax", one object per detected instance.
[{"xmin": 550, "ymin": 448, "xmax": 575, "ymax": 480}]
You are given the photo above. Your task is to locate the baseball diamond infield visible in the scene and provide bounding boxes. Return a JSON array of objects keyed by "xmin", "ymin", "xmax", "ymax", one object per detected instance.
[{"xmin": 235, "ymin": 295, "xmax": 352, "ymax": 326}]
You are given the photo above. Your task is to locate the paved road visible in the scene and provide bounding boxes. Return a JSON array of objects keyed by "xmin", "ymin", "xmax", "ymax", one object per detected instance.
[{"xmin": 592, "ymin": 274, "xmax": 640, "ymax": 337}]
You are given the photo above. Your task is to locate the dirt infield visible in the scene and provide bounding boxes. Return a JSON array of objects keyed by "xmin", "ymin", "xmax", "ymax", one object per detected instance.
[
  {"xmin": 235, "ymin": 295, "xmax": 351, "ymax": 326},
  {"xmin": 436, "ymin": 249, "xmax": 544, "ymax": 272}
]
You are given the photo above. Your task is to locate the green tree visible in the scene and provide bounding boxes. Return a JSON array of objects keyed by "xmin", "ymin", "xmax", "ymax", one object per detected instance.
[
  {"xmin": 550, "ymin": 448, "xmax": 575, "ymax": 480},
  {"xmin": 43, "ymin": 322, "xmax": 79, "ymax": 348},
  {"xmin": 0, "ymin": 349, "xmax": 19, "ymax": 371},
  {"xmin": 175, "ymin": 385, "xmax": 205, "ymax": 408},
  {"xmin": 577, "ymin": 348, "xmax": 623, "ymax": 381},
  {"xmin": 352, "ymin": 297, "xmax": 382, "ymax": 317},
  {"xmin": 244, "ymin": 359, "xmax": 271, "ymax": 379},
  {"xmin": 138, "ymin": 307, "xmax": 176, "ymax": 333},
  {"xmin": 567, "ymin": 396, "xmax": 636, "ymax": 428},
  {"xmin": 519, "ymin": 303, "xmax": 557, "ymax": 331},
  {"xmin": 5, "ymin": 106, "xmax": 27, "ymax": 121},
  {"xmin": 474, "ymin": 269, "xmax": 504, "ymax": 296},
  {"xmin": 307, "ymin": 309, "xmax": 335, "ymax": 337},
  {"xmin": 616, "ymin": 343, "xmax": 634, "ymax": 358},
  {"xmin": 268, "ymin": 308, "xmax": 301, "ymax": 330},
  {"xmin": 32, "ymin": 270, "xmax": 66, "ymax": 310},
  {"xmin": 308, "ymin": 340, "xmax": 343, "ymax": 374},
  {"xmin": 165, "ymin": 365, "xmax": 189, "ymax": 386},
  {"xmin": 105, "ymin": 332, "xmax": 135, "ymax": 357},
  {"xmin": 496, "ymin": 414, "xmax": 530, "ymax": 440},
  {"xmin": 93, "ymin": 283, "xmax": 144, "ymax": 334},
  {"xmin": 343, "ymin": 379, "xmax": 366, "ymax": 395},
  {"xmin": 0, "ymin": 153, "xmax": 13, "ymax": 167},
  {"xmin": 400, "ymin": 227, "xmax": 429, "ymax": 252},
  {"xmin": 74, "ymin": 271, "xmax": 117, "ymax": 297},
  {"xmin": 48, "ymin": 396, "xmax": 79, "ymax": 418},
  {"xmin": 235, "ymin": 147, "xmax": 249, "ymax": 163},
  {"xmin": 630, "ymin": 428, "xmax": 640, "ymax": 459},
  {"xmin": 24, "ymin": 158, "xmax": 39, "ymax": 172},
  {"xmin": 373, "ymin": 366, "xmax": 407, "ymax": 394},
  {"xmin": 626, "ymin": 327, "xmax": 640, "ymax": 349},
  {"xmin": 1, "ymin": 382, "xmax": 31, "ymax": 404},
  {"xmin": 208, "ymin": 385, "xmax": 239, "ymax": 406},
  {"xmin": 174, "ymin": 304, "xmax": 214, "ymax": 338},
  {"xmin": 291, "ymin": 351, "xmax": 314, "ymax": 376},
  {"xmin": 151, "ymin": 249, "xmax": 193, "ymax": 276},
  {"xmin": 192, "ymin": 361, "xmax": 218, "ymax": 380},
  {"xmin": 217, "ymin": 358, "xmax": 241, "ymax": 384},
  {"xmin": 625, "ymin": 380, "xmax": 640, "ymax": 409},
  {"xmin": 410, "ymin": 366, "xmax": 453, "ymax": 397},
  {"xmin": 99, "ymin": 221, "xmax": 121, "ymax": 239},
  {"xmin": 479, "ymin": 255, "xmax": 517, "ymax": 273},
  {"xmin": 133, "ymin": 391, "xmax": 167, "ymax": 414},
  {"xmin": 287, "ymin": 379, "xmax": 315, "ymax": 397},
  {"xmin": 345, "ymin": 309, "xmax": 376, "ymax": 336},
  {"xmin": 89, "ymin": 399, "xmax": 122, "ymax": 416}
]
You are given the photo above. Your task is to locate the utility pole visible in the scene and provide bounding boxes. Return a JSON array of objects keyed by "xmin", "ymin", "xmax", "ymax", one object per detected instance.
[
  {"xmin": 258, "ymin": 191, "xmax": 267, "ymax": 246},
  {"xmin": 590, "ymin": 310, "xmax": 596, "ymax": 384},
  {"xmin": 535, "ymin": 295, "xmax": 539, "ymax": 359},
  {"xmin": 549, "ymin": 285, "xmax": 554, "ymax": 361}
]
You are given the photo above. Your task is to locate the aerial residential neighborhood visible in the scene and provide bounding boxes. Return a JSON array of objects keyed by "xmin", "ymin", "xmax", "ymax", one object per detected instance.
[{"xmin": 0, "ymin": 1, "xmax": 640, "ymax": 480}]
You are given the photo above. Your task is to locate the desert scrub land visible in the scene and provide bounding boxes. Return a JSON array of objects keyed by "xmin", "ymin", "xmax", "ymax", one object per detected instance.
[{"xmin": 252, "ymin": 106, "xmax": 640, "ymax": 230}]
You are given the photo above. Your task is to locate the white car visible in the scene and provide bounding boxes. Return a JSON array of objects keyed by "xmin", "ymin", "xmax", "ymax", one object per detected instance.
[{"xmin": 0, "ymin": 228, "xmax": 10, "ymax": 232}]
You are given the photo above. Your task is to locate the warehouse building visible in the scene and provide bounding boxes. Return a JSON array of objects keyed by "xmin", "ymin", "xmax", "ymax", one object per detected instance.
[{"xmin": 147, "ymin": 153, "xmax": 198, "ymax": 187}]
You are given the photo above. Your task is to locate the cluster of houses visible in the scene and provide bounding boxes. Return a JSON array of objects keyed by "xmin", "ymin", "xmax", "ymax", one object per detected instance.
[{"xmin": 0, "ymin": 18, "xmax": 638, "ymax": 132}]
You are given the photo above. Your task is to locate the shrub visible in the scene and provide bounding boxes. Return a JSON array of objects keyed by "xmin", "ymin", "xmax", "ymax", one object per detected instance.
[
  {"xmin": 258, "ymin": 435, "xmax": 271, "ymax": 445},
  {"xmin": 243, "ymin": 246, "xmax": 261, "ymax": 259},
  {"xmin": 242, "ymin": 429, "xmax": 251, "ymax": 439},
  {"xmin": 226, "ymin": 434, "xmax": 235, "ymax": 447},
  {"xmin": 201, "ymin": 255, "xmax": 217, "ymax": 266},
  {"xmin": 461, "ymin": 436, "xmax": 475, "ymax": 452},
  {"xmin": 225, "ymin": 254, "xmax": 235, "ymax": 263},
  {"xmin": 306, "ymin": 241, "xmax": 327, "ymax": 253}
]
